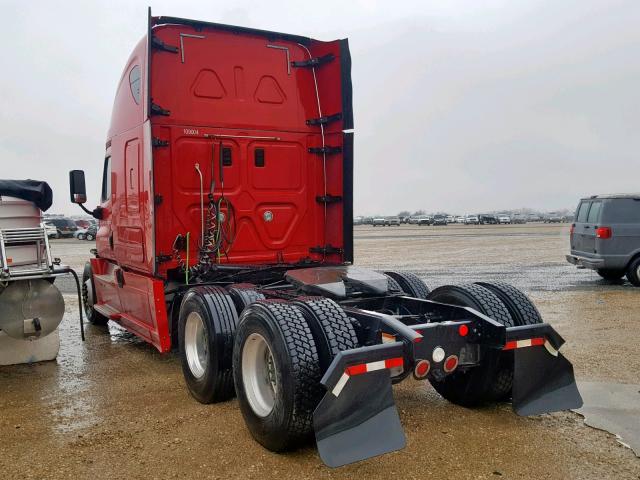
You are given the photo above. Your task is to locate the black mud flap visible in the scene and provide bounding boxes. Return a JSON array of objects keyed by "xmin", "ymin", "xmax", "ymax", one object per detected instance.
[
  {"xmin": 313, "ymin": 342, "xmax": 406, "ymax": 467},
  {"xmin": 314, "ymin": 369, "xmax": 405, "ymax": 468},
  {"xmin": 512, "ymin": 346, "xmax": 583, "ymax": 416}
]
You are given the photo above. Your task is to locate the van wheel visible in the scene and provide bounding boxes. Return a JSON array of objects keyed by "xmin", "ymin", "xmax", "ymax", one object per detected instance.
[
  {"xmin": 82, "ymin": 262, "xmax": 109, "ymax": 325},
  {"xmin": 626, "ymin": 257, "xmax": 640, "ymax": 287},
  {"xmin": 86, "ymin": 233, "xmax": 95, "ymax": 241},
  {"xmin": 597, "ymin": 269, "xmax": 625, "ymax": 281},
  {"xmin": 426, "ymin": 284, "xmax": 514, "ymax": 406},
  {"xmin": 179, "ymin": 286, "xmax": 238, "ymax": 403}
]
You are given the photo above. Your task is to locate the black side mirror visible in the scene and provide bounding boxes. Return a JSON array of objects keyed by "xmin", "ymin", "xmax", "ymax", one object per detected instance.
[{"xmin": 69, "ymin": 170, "xmax": 87, "ymax": 204}]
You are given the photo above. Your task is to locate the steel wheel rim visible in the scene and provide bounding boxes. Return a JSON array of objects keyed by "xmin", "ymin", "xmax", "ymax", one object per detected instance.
[
  {"xmin": 185, "ymin": 312, "xmax": 209, "ymax": 379},
  {"xmin": 242, "ymin": 333, "xmax": 277, "ymax": 417}
]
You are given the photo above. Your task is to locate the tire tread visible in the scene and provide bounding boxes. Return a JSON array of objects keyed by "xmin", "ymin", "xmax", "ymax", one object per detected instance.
[
  {"xmin": 382, "ymin": 271, "xmax": 430, "ymax": 299},
  {"xmin": 255, "ymin": 301, "xmax": 323, "ymax": 441},
  {"xmin": 292, "ymin": 298, "xmax": 358, "ymax": 372},
  {"xmin": 475, "ymin": 281, "xmax": 542, "ymax": 326}
]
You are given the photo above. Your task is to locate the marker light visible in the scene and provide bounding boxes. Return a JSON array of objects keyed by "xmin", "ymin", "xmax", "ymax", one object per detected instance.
[
  {"xmin": 458, "ymin": 324, "xmax": 469, "ymax": 337},
  {"xmin": 432, "ymin": 347, "xmax": 445, "ymax": 363}
]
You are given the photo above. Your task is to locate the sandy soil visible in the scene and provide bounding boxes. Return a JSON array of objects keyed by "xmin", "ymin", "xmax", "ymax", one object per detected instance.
[{"xmin": 1, "ymin": 224, "xmax": 639, "ymax": 479}]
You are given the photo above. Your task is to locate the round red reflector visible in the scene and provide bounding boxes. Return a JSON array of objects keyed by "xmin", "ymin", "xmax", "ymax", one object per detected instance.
[
  {"xmin": 443, "ymin": 355, "xmax": 459, "ymax": 373},
  {"xmin": 414, "ymin": 359, "xmax": 430, "ymax": 379},
  {"xmin": 458, "ymin": 324, "xmax": 469, "ymax": 337}
]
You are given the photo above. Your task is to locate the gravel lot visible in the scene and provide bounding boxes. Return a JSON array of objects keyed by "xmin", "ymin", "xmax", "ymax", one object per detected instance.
[{"xmin": 1, "ymin": 224, "xmax": 639, "ymax": 479}]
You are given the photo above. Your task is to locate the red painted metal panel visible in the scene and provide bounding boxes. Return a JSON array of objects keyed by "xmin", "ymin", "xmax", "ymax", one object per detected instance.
[
  {"xmin": 151, "ymin": 25, "xmax": 321, "ymax": 133},
  {"xmin": 92, "ymin": 16, "xmax": 350, "ymax": 350},
  {"xmin": 152, "ymin": 125, "xmax": 344, "ymax": 274},
  {"xmin": 90, "ymin": 257, "xmax": 122, "ymax": 314},
  {"xmin": 117, "ymin": 269, "xmax": 171, "ymax": 352},
  {"xmin": 90, "ymin": 257, "xmax": 170, "ymax": 353},
  {"xmin": 148, "ymin": 25, "xmax": 348, "ymax": 272}
]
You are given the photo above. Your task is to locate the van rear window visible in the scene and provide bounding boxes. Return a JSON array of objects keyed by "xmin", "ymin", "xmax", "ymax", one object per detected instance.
[{"xmin": 576, "ymin": 202, "xmax": 590, "ymax": 222}]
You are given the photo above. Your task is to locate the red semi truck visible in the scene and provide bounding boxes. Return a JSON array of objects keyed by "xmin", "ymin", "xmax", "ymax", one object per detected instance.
[{"xmin": 69, "ymin": 10, "xmax": 582, "ymax": 467}]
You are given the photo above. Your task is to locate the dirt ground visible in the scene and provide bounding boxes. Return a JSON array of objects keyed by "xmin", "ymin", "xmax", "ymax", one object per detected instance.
[{"xmin": 1, "ymin": 224, "xmax": 639, "ymax": 479}]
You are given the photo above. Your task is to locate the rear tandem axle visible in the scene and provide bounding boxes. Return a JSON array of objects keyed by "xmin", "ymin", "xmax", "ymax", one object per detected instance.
[{"xmin": 139, "ymin": 266, "xmax": 582, "ymax": 467}]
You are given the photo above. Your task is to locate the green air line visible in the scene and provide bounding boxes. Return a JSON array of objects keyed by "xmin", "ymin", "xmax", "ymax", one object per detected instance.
[
  {"xmin": 216, "ymin": 209, "xmax": 221, "ymax": 263},
  {"xmin": 185, "ymin": 231, "xmax": 190, "ymax": 285}
]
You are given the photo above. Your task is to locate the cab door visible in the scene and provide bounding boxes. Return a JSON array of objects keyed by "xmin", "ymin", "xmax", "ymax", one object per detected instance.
[{"xmin": 116, "ymin": 137, "xmax": 146, "ymax": 267}]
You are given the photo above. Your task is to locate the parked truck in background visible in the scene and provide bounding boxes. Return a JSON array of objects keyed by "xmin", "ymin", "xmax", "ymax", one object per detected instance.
[{"xmin": 69, "ymin": 10, "xmax": 581, "ymax": 467}]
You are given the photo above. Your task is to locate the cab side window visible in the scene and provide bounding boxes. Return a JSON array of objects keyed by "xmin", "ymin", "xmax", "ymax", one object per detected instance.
[
  {"xmin": 129, "ymin": 65, "xmax": 141, "ymax": 104},
  {"xmin": 101, "ymin": 156, "xmax": 112, "ymax": 202}
]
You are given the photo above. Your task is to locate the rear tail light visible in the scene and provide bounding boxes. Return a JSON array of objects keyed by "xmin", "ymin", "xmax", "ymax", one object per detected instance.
[
  {"xmin": 596, "ymin": 226, "xmax": 612, "ymax": 239},
  {"xmin": 569, "ymin": 224, "xmax": 575, "ymax": 235},
  {"xmin": 443, "ymin": 355, "xmax": 459, "ymax": 373},
  {"xmin": 414, "ymin": 359, "xmax": 431, "ymax": 379}
]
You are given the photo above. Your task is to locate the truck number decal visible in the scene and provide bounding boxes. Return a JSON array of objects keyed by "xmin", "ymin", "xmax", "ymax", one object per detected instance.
[{"xmin": 183, "ymin": 128, "xmax": 199, "ymax": 135}]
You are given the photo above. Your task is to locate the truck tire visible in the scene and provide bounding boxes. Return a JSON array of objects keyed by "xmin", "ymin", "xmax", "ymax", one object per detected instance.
[
  {"xmin": 233, "ymin": 301, "xmax": 322, "ymax": 451},
  {"xmin": 179, "ymin": 286, "xmax": 238, "ymax": 404},
  {"xmin": 425, "ymin": 284, "xmax": 514, "ymax": 406},
  {"xmin": 474, "ymin": 282, "xmax": 543, "ymax": 401},
  {"xmin": 227, "ymin": 284, "xmax": 265, "ymax": 315},
  {"xmin": 626, "ymin": 257, "xmax": 640, "ymax": 286},
  {"xmin": 596, "ymin": 269, "xmax": 625, "ymax": 281},
  {"xmin": 382, "ymin": 274, "xmax": 404, "ymax": 294},
  {"xmin": 475, "ymin": 282, "xmax": 543, "ymax": 326},
  {"xmin": 82, "ymin": 262, "xmax": 109, "ymax": 326},
  {"xmin": 382, "ymin": 270, "xmax": 430, "ymax": 299},
  {"xmin": 292, "ymin": 297, "xmax": 359, "ymax": 373}
]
